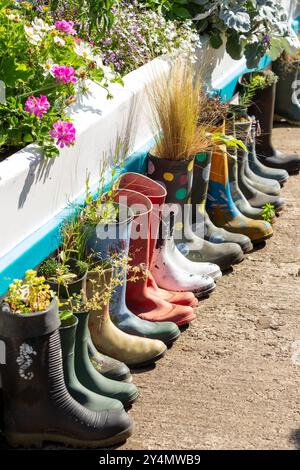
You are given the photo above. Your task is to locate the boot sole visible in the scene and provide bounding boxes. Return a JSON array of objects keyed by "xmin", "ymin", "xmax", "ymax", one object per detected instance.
[
  {"xmin": 128, "ymin": 349, "xmax": 167, "ymax": 369},
  {"xmin": 218, "ymin": 251, "xmax": 245, "ymax": 272},
  {"xmin": 194, "ymin": 284, "xmax": 216, "ymax": 299},
  {"xmin": 252, "ymin": 231, "xmax": 274, "ymax": 245},
  {"xmin": 241, "ymin": 240, "xmax": 253, "ymax": 254},
  {"xmin": 274, "ymin": 114, "xmax": 300, "ymax": 126},
  {"xmin": 5, "ymin": 425, "xmax": 134, "ymax": 449}
]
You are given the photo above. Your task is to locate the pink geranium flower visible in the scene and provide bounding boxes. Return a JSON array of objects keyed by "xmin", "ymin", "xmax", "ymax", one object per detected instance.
[
  {"xmin": 24, "ymin": 95, "xmax": 50, "ymax": 118},
  {"xmin": 50, "ymin": 121, "xmax": 76, "ymax": 148},
  {"xmin": 54, "ymin": 20, "xmax": 76, "ymax": 36},
  {"xmin": 52, "ymin": 65, "xmax": 77, "ymax": 84}
]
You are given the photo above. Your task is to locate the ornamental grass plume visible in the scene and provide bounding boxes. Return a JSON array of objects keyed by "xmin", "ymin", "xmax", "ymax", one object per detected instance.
[{"xmin": 148, "ymin": 60, "xmax": 209, "ymax": 161}]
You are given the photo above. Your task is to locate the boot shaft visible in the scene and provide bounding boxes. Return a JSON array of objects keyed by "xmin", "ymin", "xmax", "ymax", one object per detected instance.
[{"xmin": 191, "ymin": 151, "xmax": 212, "ymax": 224}]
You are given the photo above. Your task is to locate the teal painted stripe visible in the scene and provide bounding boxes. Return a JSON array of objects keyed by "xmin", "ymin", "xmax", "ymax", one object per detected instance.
[{"xmin": 0, "ymin": 138, "xmax": 155, "ymax": 296}]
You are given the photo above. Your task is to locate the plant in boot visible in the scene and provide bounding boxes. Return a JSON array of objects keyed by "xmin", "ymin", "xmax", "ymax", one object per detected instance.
[
  {"xmin": 5, "ymin": 269, "xmax": 53, "ymax": 314},
  {"xmin": 262, "ymin": 203, "xmax": 276, "ymax": 224},
  {"xmin": 148, "ymin": 60, "xmax": 209, "ymax": 161},
  {"xmin": 198, "ymin": 94, "xmax": 229, "ymax": 129},
  {"xmin": 239, "ymin": 71, "xmax": 278, "ymax": 109}
]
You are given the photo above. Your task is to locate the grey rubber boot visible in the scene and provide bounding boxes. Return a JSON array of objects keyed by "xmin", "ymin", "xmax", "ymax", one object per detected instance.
[
  {"xmin": 237, "ymin": 149, "xmax": 286, "ymax": 213},
  {"xmin": 248, "ymin": 119, "xmax": 289, "ymax": 185},
  {"xmin": 203, "ymin": 212, "xmax": 253, "ymax": 253},
  {"xmin": 235, "ymin": 119, "xmax": 281, "ymax": 196}
]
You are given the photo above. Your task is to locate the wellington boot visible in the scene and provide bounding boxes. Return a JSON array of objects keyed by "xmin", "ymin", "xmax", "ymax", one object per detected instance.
[
  {"xmin": 273, "ymin": 59, "xmax": 300, "ymax": 126},
  {"xmin": 60, "ymin": 316, "xmax": 124, "ymax": 411},
  {"xmin": 248, "ymin": 120, "xmax": 289, "ymax": 185},
  {"xmin": 203, "ymin": 211, "xmax": 253, "ymax": 253},
  {"xmin": 0, "ymin": 300, "xmax": 133, "ymax": 448},
  {"xmin": 113, "ymin": 188, "xmax": 195, "ymax": 326},
  {"xmin": 87, "ymin": 337, "xmax": 132, "ymax": 382},
  {"xmin": 207, "ymin": 145, "xmax": 273, "ymax": 244},
  {"xmin": 248, "ymin": 80, "xmax": 300, "ymax": 173},
  {"xmin": 148, "ymin": 152, "xmax": 243, "ymax": 271},
  {"xmin": 227, "ymin": 152, "xmax": 266, "ymax": 221},
  {"xmin": 119, "ymin": 172, "xmax": 198, "ymax": 308},
  {"xmin": 236, "ymin": 149, "xmax": 285, "ymax": 213},
  {"xmin": 190, "ymin": 150, "xmax": 252, "ymax": 253},
  {"xmin": 234, "ymin": 118, "xmax": 281, "ymax": 196},
  {"xmin": 87, "ymin": 270, "xmax": 167, "ymax": 367},
  {"xmin": 86, "ymin": 203, "xmax": 181, "ymax": 344},
  {"xmin": 73, "ymin": 310, "xmax": 139, "ymax": 407}
]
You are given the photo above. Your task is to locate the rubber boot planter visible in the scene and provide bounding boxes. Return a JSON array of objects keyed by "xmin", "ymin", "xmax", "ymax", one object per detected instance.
[
  {"xmin": 191, "ymin": 151, "xmax": 253, "ymax": 254},
  {"xmin": 247, "ymin": 79, "xmax": 300, "ymax": 173},
  {"xmin": 73, "ymin": 310, "xmax": 139, "ymax": 407},
  {"xmin": 119, "ymin": 173, "xmax": 218, "ymax": 299},
  {"xmin": 248, "ymin": 119, "xmax": 289, "ymax": 185},
  {"xmin": 273, "ymin": 58, "xmax": 300, "ymax": 125},
  {"xmin": 0, "ymin": 300, "xmax": 133, "ymax": 448},
  {"xmin": 87, "ymin": 270, "xmax": 167, "ymax": 368},
  {"xmin": 87, "ymin": 337, "xmax": 132, "ymax": 383},
  {"xmin": 206, "ymin": 144, "xmax": 273, "ymax": 245},
  {"xmin": 235, "ymin": 119, "xmax": 281, "ymax": 197},
  {"xmin": 46, "ymin": 258, "xmax": 87, "ymax": 299},
  {"xmin": 60, "ymin": 315, "xmax": 125, "ymax": 411},
  {"xmin": 119, "ymin": 172, "xmax": 198, "ymax": 308},
  {"xmin": 147, "ymin": 152, "xmax": 243, "ymax": 272},
  {"xmin": 236, "ymin": 148, "xmax": 285, "ymax": 213},
  {"xmin": 113, "ymin": 189, "xmax": 194, "ymax": 327},
  {"xmin": 86, "ymin": 202, "xmax": 179, "ymax": 345}
]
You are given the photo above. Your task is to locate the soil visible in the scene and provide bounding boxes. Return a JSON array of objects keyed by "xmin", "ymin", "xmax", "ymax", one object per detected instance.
[{"xmin": 122, "ymin": 124, "xmax": 300, "ymax": 450}]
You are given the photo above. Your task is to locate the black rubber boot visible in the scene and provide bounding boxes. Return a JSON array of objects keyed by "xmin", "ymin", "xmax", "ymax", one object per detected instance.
[
  {"xmin": 248, "ymin": 81, "xmax": 300, "ymax": 173},
  {"xmin": 273, "ymin": 59, "xmax": 300, "ymax": 126},
  {"xmin": 87, "ymin": 336, "xmax": 132, "ymax": 383},
  {"xmin": 73, "ymin": 311, "xmax": 139, "ymax": 407},
  {"xmin": 0, "ymin": 300, "xmax": 133, "ymax": 448},
  {"xmin": 60, "ymin": 316, "xmax": 124, "ymax": 411},
  {"xmin": 248, "ymin": 120, "xmax": 289, "ymax": 185}
]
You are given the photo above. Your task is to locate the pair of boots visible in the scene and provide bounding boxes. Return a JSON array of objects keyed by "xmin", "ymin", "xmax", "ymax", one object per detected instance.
[{"xmin": 0, "ymin": 300, "xmax": 133, "ymax": 448}]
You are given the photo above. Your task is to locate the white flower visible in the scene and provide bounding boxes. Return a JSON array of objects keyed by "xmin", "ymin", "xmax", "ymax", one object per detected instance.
[
  {"xmin": 94, "ymin": 56, "xmax": 104, "ymax": 69},
  {"xmin": 74, "ymin": 42, "xmax": 95, "ymax": 61},
  {"xmin": 32, "ymin": 18, "xmax": 54, "ymax": 33},
  {"xmin": 54, "ymin": 36, "xmax": 66, "ymax": 47},
  {"xmin": 103, "ymin": 66, "xmax": 115, "ymax": 81},
  {"xmin": 41, "ymin": 58, "xmax": 56, "ymax": 77},
  {"xmin": 75, "ymin": 79, "xmax": 93, "ymax": 98},
  {"xmin": 24, "ymin": 25, "xmax": 43, "ymax": 45}
]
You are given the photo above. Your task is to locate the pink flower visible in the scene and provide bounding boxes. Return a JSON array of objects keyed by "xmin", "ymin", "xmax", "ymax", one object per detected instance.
[
  {"xmin": 50, "ymin": 121, "xmax": 76, "ymax": 148},
  {"xmin": 54, "ymin": 20, "xmax": 76, "ymax": 36},
  {"xmin": 52, "ymin": 65, "xmax": 77, "ymax": 84},
  {"xmin": 24, "ymin": 95, "xmax": 50, "ymax": 118}
]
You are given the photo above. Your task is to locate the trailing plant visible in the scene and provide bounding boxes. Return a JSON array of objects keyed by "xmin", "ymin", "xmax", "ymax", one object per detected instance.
[
  {"xmin": 0, "ymin": 2, "xmax": 121, "ymax": 159},
  {"xmin": 149, "ymin": 60, "xmax": 209, "ymax": 161},
  {"xmin": 239, "ymin": 71, "xmax": 279, "ymax": 108},
  {"xmin": 97, "ymin": 0, "xmax": 200, "ymax": 75},
  {"xmin": 4, "ymin": 269, "xmax": 53, "ymax": 314},
  {"xmin": 39, "ymin": 255, "xmax": 88, "ymax": 284},
  {"xmin": 262, "ymin": 203, "xmax": 276, "ymax": 223}
]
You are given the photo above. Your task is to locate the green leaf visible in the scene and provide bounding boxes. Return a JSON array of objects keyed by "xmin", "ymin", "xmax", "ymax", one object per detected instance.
[
  {"xmin": 172, "ymin": 6, "xmax": 192, "ymax": 19},
  {"xmin": 23, "ymin": 133, "xmax": 34, "ymax": 143},
  {"xmin": 210, "ymin": 32, "xmax": 223, "ymax": 49},
  {"xmin": 226, "ymin": 33, "xmax": 244, "ymax": 60}
]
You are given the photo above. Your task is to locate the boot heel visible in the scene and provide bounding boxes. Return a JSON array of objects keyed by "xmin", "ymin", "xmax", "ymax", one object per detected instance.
[{"xmin": 5, "ymin": 433, "xmax": 44, "ymax": 448}]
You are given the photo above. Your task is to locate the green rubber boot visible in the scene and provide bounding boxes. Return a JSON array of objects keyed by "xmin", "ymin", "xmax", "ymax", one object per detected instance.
[
  {"xmin": 60, "ymin": 316, "xmax": 124, "ymax": 412},
  {"xmin": 73, "ymin": 311, "xmax": 139, "ymax": 408}
]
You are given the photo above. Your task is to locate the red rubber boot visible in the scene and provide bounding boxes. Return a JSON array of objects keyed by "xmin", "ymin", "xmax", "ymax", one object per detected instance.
[
  {"xmin": 113, "ymin": 188, "xmax": 196, "ymax": 326},
  {"xmin": 118, "ymin": 173, "xmax": 198, "ymax": 307}
]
